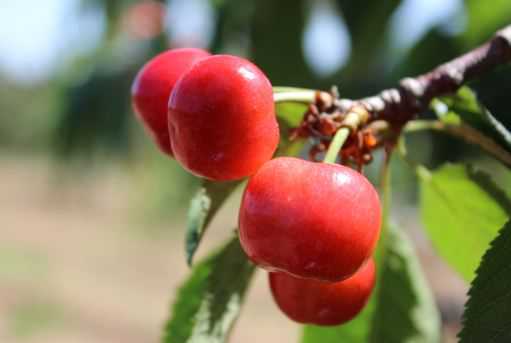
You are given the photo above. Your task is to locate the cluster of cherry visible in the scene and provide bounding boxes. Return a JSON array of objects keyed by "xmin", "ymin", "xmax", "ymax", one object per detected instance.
[{"xmin": 132, "ymin": 48, "xmax": 381, "ymax": 326}]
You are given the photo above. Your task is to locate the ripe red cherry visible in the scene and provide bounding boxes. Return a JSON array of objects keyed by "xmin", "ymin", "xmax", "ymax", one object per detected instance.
[
  {"xmin": 131, "ymin": 48, "xmax": 210, "ymax": 156},
  {"xmin": 168, "ymin": 55, "xmax": 279, "ymax": 181},
  {"xmin": 269, "ymin": 259, "xmax": 375, "ymax": 326},
  {"xmin": 239, "ymin": 157, "xmax": 381, "ymax": 282}
]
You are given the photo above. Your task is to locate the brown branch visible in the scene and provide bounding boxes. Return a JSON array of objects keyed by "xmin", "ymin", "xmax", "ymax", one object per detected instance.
[
  {"xmin": 287, "ymin": 25, "xmax": 511, "ymax": 165},
  {"xmin": 336, "ymin": 25, "xmax": 511, "ymax": 125}
]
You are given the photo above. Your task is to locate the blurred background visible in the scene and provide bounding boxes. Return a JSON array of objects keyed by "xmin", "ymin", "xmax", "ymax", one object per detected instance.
[{"xmin": 1, "ymin": 0, "xmax": 510, "ymax": 342}]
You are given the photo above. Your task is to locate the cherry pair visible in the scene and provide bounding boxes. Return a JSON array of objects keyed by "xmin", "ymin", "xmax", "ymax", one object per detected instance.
[
  {"xmin": 131, "ymin": 48, "xmax": 279, "ymax": 181},
  {"xmin": 239, "ymin": 157, "xmax": 380, "ymax": 325}
]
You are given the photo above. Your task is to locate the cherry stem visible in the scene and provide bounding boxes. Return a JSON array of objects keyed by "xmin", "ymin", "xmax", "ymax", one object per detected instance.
[
  {"xmin": 273, "ymin": 89, "xmax": 317, "ymax": 104},
  {"xmin": 322, "ymin": 106, "xmax": 368, "ymax": 164},
  {"xmin": 323, "ymin": 127, "xmax": 350, "ymax": 164}
]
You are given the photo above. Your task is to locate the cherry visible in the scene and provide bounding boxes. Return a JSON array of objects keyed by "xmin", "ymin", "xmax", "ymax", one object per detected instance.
[
  {"xmin": 131, "ymin": 48, "xmax": 210, "ymax": 156},
  {"xmin": 269, "ymin": 259, "xmax": 375, "ymax": 326},
  {"xmin": 168, "ymin": 55, "xmax": 279, "ymax": 181},
  {"xmin": 239, "ymin": 157, "xmax": 381, "ymax": 282}
]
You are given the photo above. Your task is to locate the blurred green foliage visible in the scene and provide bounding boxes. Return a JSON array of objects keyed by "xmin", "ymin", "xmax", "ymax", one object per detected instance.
[{"xmin": 8, "ymin": 301, "xmax": 66, "ymax": 339}]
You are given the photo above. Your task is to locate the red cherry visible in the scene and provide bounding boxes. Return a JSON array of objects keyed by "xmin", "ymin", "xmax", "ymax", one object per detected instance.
[
  {"xmin": 269, "ymin": 259, "xmax": 376, "ymax": 326},
  {"xmin": 239, "ymin": 157, "xmax": 381, "ymax": 282},
  {"xmin": 168, "ymin": 55, "xmax": 279, "ymax": 181},
  {"xmin": 131, "ymin": 48, "xmax": 210, "ymax": 156}
]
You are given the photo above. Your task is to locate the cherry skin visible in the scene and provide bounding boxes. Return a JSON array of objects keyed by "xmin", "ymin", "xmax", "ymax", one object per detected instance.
[
  {"xmin": 269, "ymin": 259, "xmax": 376, "ymax": 326},
  {"xmin": 131, "ymin": 48, "xmax": 210, "ymax": 156},
  {"xmin": 239, "ymin": 157, "xmax": 381, "ymax": 282},
  {"xmin": 168, "ymin": 55, "xmax": 279, "ymax": 181}
]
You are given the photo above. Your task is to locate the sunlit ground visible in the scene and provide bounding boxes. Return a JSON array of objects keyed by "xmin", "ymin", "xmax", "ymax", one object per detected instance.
[{"xmin": 0, "ymin": 154, "xmax": 299, "ymax": 342}]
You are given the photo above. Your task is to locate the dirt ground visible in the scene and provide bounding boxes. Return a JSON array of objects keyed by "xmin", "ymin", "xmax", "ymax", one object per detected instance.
[{"xmin": 0, "ymin": 156, "xmax": 465, "ymax": 342}]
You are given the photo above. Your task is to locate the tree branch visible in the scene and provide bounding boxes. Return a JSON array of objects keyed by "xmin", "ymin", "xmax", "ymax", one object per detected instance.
[{"xmin": 337, "ymin": 25, "xmax": 511, "ymax": 124}]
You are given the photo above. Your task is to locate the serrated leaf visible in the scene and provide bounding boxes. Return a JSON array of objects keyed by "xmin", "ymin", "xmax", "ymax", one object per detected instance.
[
  {"xmin": 186, "ymin": 181, "xmax": 239, "ymax": 265},
  {"xmin": 369, "ymin": 225, "xmax": 441, "ymax": 343},
  {"xmin": 459, "ymin": 221, "xmax": 511, "ymax": 342},
  {"xmin": 438, "ymin": 87, "xmax": 511, "ymax": 153},
  {"xmin": 302, "ymin": 157, "xmax": 440, "ymax": 343},
  {"xmin": 164, "ymin": 237, "xmax": 255, "ymax": 343},
  {"xmin": 419, "ymin": 163, "xmax": 510, "ymax": 281}
]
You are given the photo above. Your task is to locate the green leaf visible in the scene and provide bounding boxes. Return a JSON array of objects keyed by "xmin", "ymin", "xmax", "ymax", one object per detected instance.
[
  {"xmin": 275, "ymin": 98, "xmax": 307, "ymax": 157},
  {"xmin": 186, "ymin": 181, "xmax": 239, "ymax": 265},
  {"xmin": 164, "ymin": 237, "xmax": 255, "ymax": 343},
  {"xmin": 419, "ymin": 163, "xmax": 510, "ymax": 281},
  {"xmin": 459, "ymin": 221, "xmax": 511, "ymax": 342},
  {"xmin": 302, "ymin": 157, "xmax": 440, "ymax": 343},
  {"xmin": 369, "ymin": 225, "xmax": 441, "ymax": 343},
  {"xmin": 463, "ymin": 0, "xmax": 511, "ymax": 47},
  {"xmin": 438, "ymin": 87, "xmax": 511, "ymax": 153},
  {"xmin": 276, "ymin": 102, "xmax": 307, "ymax": 128}
]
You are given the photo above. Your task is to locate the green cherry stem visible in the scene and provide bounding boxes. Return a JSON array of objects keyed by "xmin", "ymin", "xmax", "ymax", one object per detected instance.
[
  {"xmin": 322, "ymin": 106, "xmax": 369, "ymax": 164},
  {"xmin": 323, "ymin": 127, "xmax": 350, "ymax": 164},
  {"xmin": 273, "ymin": 90, "xmax": 317, "ymax": 104}
]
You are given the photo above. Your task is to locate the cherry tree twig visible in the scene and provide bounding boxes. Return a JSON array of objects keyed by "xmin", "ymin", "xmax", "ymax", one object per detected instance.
[
  {"xmin": 274, "ymin": 26, "xmax": 511, "ymax": 167},
  {"xmin": 336, "ymin": 25, "xmax": 511, "ymax": 124}
]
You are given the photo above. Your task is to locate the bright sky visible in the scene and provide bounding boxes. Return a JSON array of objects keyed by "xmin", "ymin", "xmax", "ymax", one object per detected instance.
[
  {"xmin": 0, "ymin": 0, "xmax": 464, "ymax": 84},
  {"xmin": 0, "ymin": 0, "xmax": 104, "ymax": 83}
]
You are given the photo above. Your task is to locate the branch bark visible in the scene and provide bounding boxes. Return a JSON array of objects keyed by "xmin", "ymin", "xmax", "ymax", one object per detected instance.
[{"xmin": 337, "ymin": 25, "xmax": 511, "ymax": 124}]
